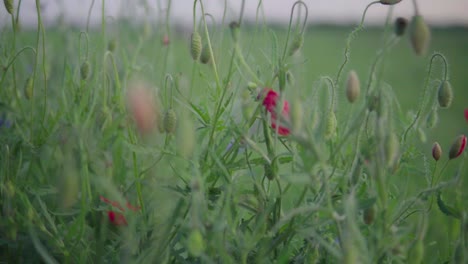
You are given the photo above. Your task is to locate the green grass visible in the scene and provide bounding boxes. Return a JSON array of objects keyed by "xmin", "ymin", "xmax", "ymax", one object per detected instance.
[{"xmin": 1, "ymin": 5, "xmax": 468, "ymax": 263}]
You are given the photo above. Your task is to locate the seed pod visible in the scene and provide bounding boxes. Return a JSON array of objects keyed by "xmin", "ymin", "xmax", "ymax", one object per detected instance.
[
  {"xmin": 80, "ymin": 61, "xmax": 90, "ymax": 80},
  {"xmin": 187, "ymin": 229, "xmax": 205, "ymax": 257},
  {"xmin": 325, "ymin": 111, "xmax": 337, "ymax": 139},
  {"xmin": 346, "ymin": 70, "xmax": 360, "ymax": 103},
  {"xmin": 432, "ymin": 142, "xmax": 442, "ymax": 161},
  {"xmin": 164, "ymin": 108, "xmax": 177, "ymax": 134},
  {"xmin": 385, "ymin": 132, "xmax": 400, "ymax": 168},
  {"xmin": 394, "ymin": 17, "xmax": 408, "ymax": 36},
  {"xmin": 363, "ymin": 206, "xmax": 376, "ymax": 225},
  {"xmin": 107, "ymin": 39, "xmax": 117, "ymax": 52},
  {"xmin": 288, "ymin": 34, "xmax": 304, "ymax": 56},
  {"xmin": 190, "ymin": 32, "xmax": 202, "ymax": 61},
  {"xmin": 229, "ymin": 21, "xmax": 240, "ymax": 43},
  {"xmin": 4, "ymin": 0, "xmax": 13, "ymax": 15},
  {"xmin": 448, "ymin": 134, "xmax": 467, "ymax": 160},
  {"xmin": 425, "ymin": 108, "xmax": 438, "ymax": 128},
  {"xmin": 200, "ymin": 44, "xmax": 211, "ymax": 64},
  {"xmin": 437, "ymin": 80, "xmax": 453, "ymax": 108},
  {"xmin": 407, "ymin": 239, "xmax": 424, "ymax": 264},
  {"xmin": 410, "ymin": 15, "xmax": 431, "ymax": 56},
  {"xmin": 24, "ymin": 77, "xmax": 33, "ymax": 100},
  {"xmin": 380, "ymin": 0, "xmax": 402, "ymax": 5}
]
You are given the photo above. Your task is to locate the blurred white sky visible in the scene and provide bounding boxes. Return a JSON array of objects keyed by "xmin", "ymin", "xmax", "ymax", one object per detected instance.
[{"xmin": 1, "ymin": 0, "xmax": 467, "ymax": 28}]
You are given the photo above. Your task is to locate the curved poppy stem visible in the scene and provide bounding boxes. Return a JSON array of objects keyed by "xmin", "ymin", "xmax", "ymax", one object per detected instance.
[{"xmin": 282, "ymin": 0, "xmax": 309, "ymax": 60}]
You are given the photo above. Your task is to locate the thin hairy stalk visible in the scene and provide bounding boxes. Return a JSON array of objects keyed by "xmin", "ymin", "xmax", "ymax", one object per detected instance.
[
  {"xmin": 335, "ymin": 1, "xmax": 379, "ymax": 88},
  {"xmin": 86, "ymin": 0, "xmax": 96, "ymax": 32},
  {"xmin": 281, "ymin": 0, "xmax": 308, "ymax": 61},
  {"xmin": 402, "ymin": 53, "xmax": 448, "ymax": 143}
]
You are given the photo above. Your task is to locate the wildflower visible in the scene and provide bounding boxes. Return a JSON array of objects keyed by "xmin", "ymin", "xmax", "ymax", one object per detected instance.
[
  {"xmin": 100, "ymin": 195, "xmax": 140, "ymax": 226},
  {"xmin": 448, "ymin": 135, "xmax": 466, "ymax": 160},
  {"xmin": 259, "ymin": 88, "xmax": 291, "ymax": 136},
  {"xmin": 127, "ymin": 83, "xmax": 159, "ymax": 135}
]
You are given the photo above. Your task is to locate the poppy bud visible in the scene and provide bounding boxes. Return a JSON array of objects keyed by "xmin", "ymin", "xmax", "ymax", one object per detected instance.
[
  {"xmin": 394, "ymin": 17, "xmax": 408, "ymax": 36},
  {"xmin": 410, "ymin": 15, "xmax": 431, "ymax": 56},
  {"xmin": 289, "ymin": 34, "xmax": 304, "ymax": 56},
  {"xmin": 385, "ymin": 132, "xmax": 400, "ymax": 168},
  {"xmin": 346, "ymin": 70, "xmax": 360, "ymax": 103},
  {"xmin": 380, "ymin": 0, "xmax": 402, "ymax": 5},
  {"xmin": 425, "ymin": 108, "xmax": 438, "ymax": 128},
  {"xmin": 190, "ymin": 32, "xmax": 202, "ymax": 61},
  {"xmin": 437, "ymin": 80, "xmax": 453, "ymax": 108},
  {"xmin": 164, "ymin": 108, "xmax": 177, "ymax": 134},
  {"xmin": 432, "ymin": 142, "xmax": 442, "ymax": 161},
  {"xmin": 200, "ymin": 44, "xmax": 211, "ymax": 64},
  {"xmin": 187, "ymin": 229, "xmax": 205, "ymax": 257},
  {"xmin": 3, "ymin": 0, "xmax": 13, "ymax": 15},
  {"xmin": 229, "ymin": 21, "xmax": 240, "ymax": 43},
  {"xmin": 448, "ymin": 135, "xmax": 466, "ymax": 160},
  {"xmin": 325, "ymin": 111, "xmax": 337, "ymax": 139},
  {"xmin": 80, "ymin": 61, "xmax": 90, "ymax": 80},
  {"xmin": 24, "ymin": 77, "xmax": 33, "ymax": 100},
  {"xmin": 107, "ymin": 39, "xmax": 117, "ymax": 52}
]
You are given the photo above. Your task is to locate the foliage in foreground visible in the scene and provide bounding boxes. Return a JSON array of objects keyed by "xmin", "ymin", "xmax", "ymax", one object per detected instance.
[{"xmin": 1, "ymin": 0, "xmax": 467, "ymax": 263}]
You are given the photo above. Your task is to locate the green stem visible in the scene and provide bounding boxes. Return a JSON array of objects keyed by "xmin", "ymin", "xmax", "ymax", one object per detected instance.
[
  {"xmin": 335, "ymin": 1, "xmax": 379, "ymax": 88},
  {"xmin": 402, "ymin": 53, "xmax": 449, "ymax": 143},
  {"xmin": 281, "ymin": 1, "xmax": 308, "ymax": 61}
]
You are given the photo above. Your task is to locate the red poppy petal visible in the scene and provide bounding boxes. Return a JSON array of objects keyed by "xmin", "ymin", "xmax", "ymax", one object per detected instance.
[
  {"xmin": 100, "ymin": 196, "xmax": 125, "ymax": 211},
  {"xmin": 271, "ymin": 121, "xmax": 290, "ymax": 136},
  {"xmin": 126, "ymin": 201, "xmax": 141, "ymax": 212},
  {"xmin": 456, "ymin": 135, "xmax": 467, "ymax": 157},
  {"xmin": 464, "ymin": 109, "xmax": 468, "ymax": 122}
]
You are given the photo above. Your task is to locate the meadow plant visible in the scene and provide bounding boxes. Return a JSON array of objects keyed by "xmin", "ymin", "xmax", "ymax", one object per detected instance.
[{"xmin": 0, "ymin": 0, "xmax": 467, "ymax": 263}]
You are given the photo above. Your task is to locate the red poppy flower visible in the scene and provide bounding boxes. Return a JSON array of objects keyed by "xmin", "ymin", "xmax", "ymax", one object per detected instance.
[
  {"xmin": 100, "ymin": 196, "xmax": 140, "ymax": 226},
  {"xmin": 260, "ymin": 88, "xmax": 290, "ymax": 136},
  {"xmin": 464, "ymin": 109, "xmax": 468, "ymax": 122}
]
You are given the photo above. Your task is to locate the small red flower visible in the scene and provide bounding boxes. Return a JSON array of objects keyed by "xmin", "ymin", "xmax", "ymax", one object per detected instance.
[
  {"xmin": 260, "ymin": 88, "xmax": 290, "ymax": 136},
  {"xmin": 163, "ymin": 35, "xmax": 170, "ymax": 46},
  {"xmin": 100, "ymin": 196, "xmax": 140, "ymax": 226},
  {"xmin": 464, "ymin": 109, "xmax": 468, "ymax": 122}
]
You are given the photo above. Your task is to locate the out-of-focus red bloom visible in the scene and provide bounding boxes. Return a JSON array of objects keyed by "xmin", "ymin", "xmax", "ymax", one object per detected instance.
[
  {"xmin": 464, "ymin": 109, "xmax": 468, "ymax": 122},
  {"xmin": 108, "ymin": 211, "xmax": 128, "ymax": 226},
  {"xmin": 100, "ymin": 196, "xmax": 140, "ymax": 226},
  {"xmin": 259, "ymin": 88, "xmax": 291, "ymax": 136},
  {"xmin": 163, "ymin": 35, "xmax": 170, "ymax": 46}
]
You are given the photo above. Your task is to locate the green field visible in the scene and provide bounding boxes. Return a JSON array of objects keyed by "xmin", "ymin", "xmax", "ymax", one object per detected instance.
[{"xmin": 1, "ymin": 8, "xmax": 468, "ymax": 263}]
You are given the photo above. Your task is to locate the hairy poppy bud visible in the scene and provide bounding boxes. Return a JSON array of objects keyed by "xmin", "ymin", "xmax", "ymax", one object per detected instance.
[
  {"xmin": 449, "ymin": 135, "xmax": 466, "ymax": 160},
  {"xmin": 325, "ymin": 111, "xmax": 337, "ymax": 139},
  {"xmin": 107, "ymin": 39, "xmax": 117, "ymax": 52},
  {"xmin": 289, "ymin": 34, "xmax": 304, "ymax": 56},
  {"xmin": 394, "ymin": 17, "xmax": 408, "ymax": 36},
  {"xmin": 3, "ymin": 0, "xmax": 13, "ymax": 15},
  {"xmin": 380, "ymin": 0, "xmax": 402, "ymax": 5},
  {"xmin": 190, "ymin": 32, "xmax": 202, "ymax": 61},
  {"xmin": 80, "ymin": 61, "xmax": 90, "ymax": 80},
  {"xmin": 425, "ymin": 108, "xmax": 438, "ymax": 128},
  {"xmin": 164, "ymin": 108, "xmax": 177, "ymax": 134},
  {"xmin": 200, "ymin": 44, "xmax": 211, "ymax": 64},
  {"xmin": 229, "ymin": 21, "xmax": 240, "ymax": 43},
  {"xmin": 385, "ymin": 132, "xmax": 400, "ymax": 168},
  {"xmin": 410, "ymin": 15, "xmax": 431, "ymax": 56},
  {"xmin": 24, "ymin": 77, "xmax": 33, "ymax": 100},
  {"xmin": 432, "ymin": 142, "xmax": 442, "ymax": 161},
  {"xmin": 437, "ymin": 80, "xmax": 453, "ymax": 108},
  {"xmin": 346, "ymin": 70, "xmax": 360, "ymax": 103}
]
